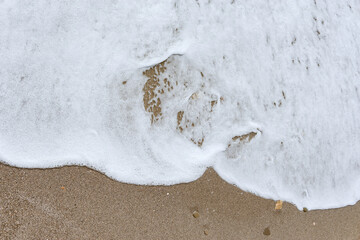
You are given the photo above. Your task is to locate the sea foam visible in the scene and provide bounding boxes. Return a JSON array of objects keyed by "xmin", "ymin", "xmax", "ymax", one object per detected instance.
[{"xmin": 1, "ymin": 0, "xmax": 360, "ymax": 210}]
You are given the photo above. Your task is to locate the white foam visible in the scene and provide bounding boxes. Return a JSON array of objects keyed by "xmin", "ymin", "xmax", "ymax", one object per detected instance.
[{"xmin": 1, "ymin": 0, "xmax": 360, "ymax": 210}]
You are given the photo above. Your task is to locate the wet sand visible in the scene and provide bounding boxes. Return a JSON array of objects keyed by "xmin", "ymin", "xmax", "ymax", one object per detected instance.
[{"xmin": 1, "ymin": 163, "xmax": 359, "ymax": 239}]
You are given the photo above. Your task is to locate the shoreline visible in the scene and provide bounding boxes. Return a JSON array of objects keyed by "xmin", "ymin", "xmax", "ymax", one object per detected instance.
[{"xmin": 1, "ymin": 163, "xmax": 359, "ymax": 239}]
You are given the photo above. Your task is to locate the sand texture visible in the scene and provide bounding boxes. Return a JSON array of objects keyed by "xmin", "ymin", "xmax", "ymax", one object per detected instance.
[{"xmin": 1, "ymin": 163, "xmax": 359, "ymax": 240}]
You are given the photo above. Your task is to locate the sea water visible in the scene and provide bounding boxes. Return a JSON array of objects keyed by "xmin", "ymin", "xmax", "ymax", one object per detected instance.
[{"xmin": 1, "ymin": 0, "xmax": 360, "ymax": 210}]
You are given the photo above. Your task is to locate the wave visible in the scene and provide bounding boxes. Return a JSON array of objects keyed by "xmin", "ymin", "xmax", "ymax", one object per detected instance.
[{"xmin": 1, "ymin": 0, "xmax": 360, "ymax": 210}]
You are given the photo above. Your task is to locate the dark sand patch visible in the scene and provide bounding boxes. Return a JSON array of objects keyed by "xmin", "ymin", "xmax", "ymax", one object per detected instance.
[{"xmin": 142, "ymin": 57, "xmax": 221, "ymax": 148}]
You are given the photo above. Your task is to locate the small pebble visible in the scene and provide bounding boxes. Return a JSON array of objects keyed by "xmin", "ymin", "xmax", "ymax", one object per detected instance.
[
  {"xmin": 204, "ymin": 230, "xmax": 209, "ymax": 235},
  {"xmin": 275, "ymin": 200, "xmax": 283, "ymax": 210},
  {"xmin": 263, "ymin": 227, "xmax": 271, "ymax": 236},
  {"xmin": 303, "ymin": 207, "xmax": 308, "ymax": 212},
  {"xmin": 193, "ymin": 211, "xmax": 200, "ymax": 218}
]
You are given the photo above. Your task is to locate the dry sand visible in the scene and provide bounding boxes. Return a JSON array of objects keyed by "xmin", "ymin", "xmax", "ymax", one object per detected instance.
[{"xmin": 1, "ymin": 163, "xmax": 360, "ymax": 240}]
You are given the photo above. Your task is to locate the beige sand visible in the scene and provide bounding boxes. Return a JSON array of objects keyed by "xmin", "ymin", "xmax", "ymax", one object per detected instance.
[{"xmin": 1, "ymin": 163, "xmax": 359, "ymax": 240}]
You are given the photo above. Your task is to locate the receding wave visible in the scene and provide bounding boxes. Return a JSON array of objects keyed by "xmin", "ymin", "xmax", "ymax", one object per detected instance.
[{"xmin": 1, "ymin": 0, "xmax": 360, "ymax": 210}]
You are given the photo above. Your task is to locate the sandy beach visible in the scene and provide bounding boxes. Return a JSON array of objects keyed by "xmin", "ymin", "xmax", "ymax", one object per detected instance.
[
  {"xmin": 1, "ymin": 1, "xmax": 360, "ymax": 240},
  {"xmin": 1, "ymin": 163, "xmax": 359, "ymax": 240}
]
